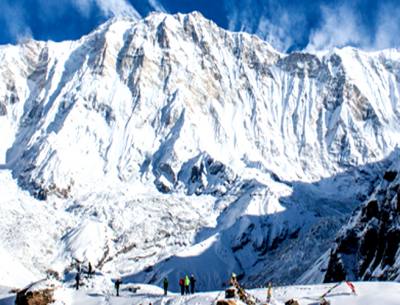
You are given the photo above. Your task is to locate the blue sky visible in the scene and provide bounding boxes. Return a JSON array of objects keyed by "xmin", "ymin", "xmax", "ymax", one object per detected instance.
[{"xmin": 0, "ymin": 0, "xmax": 399, "ymax": 52}]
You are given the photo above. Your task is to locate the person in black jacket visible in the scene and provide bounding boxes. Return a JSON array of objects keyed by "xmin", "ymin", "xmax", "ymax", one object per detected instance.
[
  {"xmin": 88, "ymin": 262, "xmax": 93, "ymax": 278},
  {"xmin": 163, "ymin": 277, "xmax": 168, "ymax": 296},
  {"xmin": 75, "ymin": 272, "xmax": 80, "ymax": 290},
  {"xmin": 190, "ymin": 274, "xmax": 196, "ymax": 294},
  {"xmin": 115, "ymin": 278, "xmax": 122, "ymax": 296}
]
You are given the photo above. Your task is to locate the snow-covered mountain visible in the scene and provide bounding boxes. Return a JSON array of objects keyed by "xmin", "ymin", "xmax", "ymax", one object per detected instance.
[{"xmin": 0, "ymin": 11, "xmax": 400, "ymax": 290}]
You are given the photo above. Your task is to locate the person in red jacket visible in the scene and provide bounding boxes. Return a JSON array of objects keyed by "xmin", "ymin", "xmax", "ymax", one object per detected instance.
[{"xmin": 179, "ymin": 277, "xmax": 184, "ymax": 295}]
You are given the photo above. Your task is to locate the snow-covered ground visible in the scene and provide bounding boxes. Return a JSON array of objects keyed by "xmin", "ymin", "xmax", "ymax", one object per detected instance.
[{"xmin": 1, "ymin": 280, "xmax": 399, "ymax": 305}]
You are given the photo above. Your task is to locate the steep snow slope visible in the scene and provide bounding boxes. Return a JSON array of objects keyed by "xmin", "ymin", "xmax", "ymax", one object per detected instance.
[
  {"xmin": 0, "ymin": 170, "xmax": 69, "ymax": 287},
  {"xmin": 0, "ymin": 11, "xmax": 400, "ymax": 289}
]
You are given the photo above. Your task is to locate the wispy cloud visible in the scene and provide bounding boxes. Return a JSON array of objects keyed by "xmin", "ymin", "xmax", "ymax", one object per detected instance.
[
  {"xmin": 0, "ymin": 2, "xmax": 32, "ymax": 43},
  {"xmin": 95, "ymin": 0, "xmax": 140, "ymax": 18},
  {"xmin": 1, "ymin": 0, "xmax": 399, "ymax": 51},
  {"xmin": 255, "ymin": 13, "xmax": 292, "ymax": 51},
  {"xmin": 306, "ymin": 2, "xmax": 400, "ymax": 52},
  {"xmin": 148, "ymin": 0, "xmax": 166, "ymax": 12},
  {"xmin": 0, "ymin": 0, "xmax": 141, "ymax": 44},
  {"xmin": 256, "ymin": 10, "xmax": 307, "ymax": 52},
  {"xmin": 224, "ymin": 0, "xmax": 245, "ymax": 31},
  {"xmin": 374, "ymin": 3, "xmax": 400, "ymax": 50},
  {"xmin": 224, "ymin": 0, "xmax": 400, "ymax": 52},
  {"xmin": 223, "ymin": 0, "xmax": 307, "ymax": 52},
  {"xmin": 71, "ymin": 0, "xmax": 93, "ymax": 18},
  {"xmin": 72, "ymin": 0, "xmax": 141, "ymax": 18},
  {"xmin": 305, "ymin": 4, "xmax": 370, "ymax": 52}
]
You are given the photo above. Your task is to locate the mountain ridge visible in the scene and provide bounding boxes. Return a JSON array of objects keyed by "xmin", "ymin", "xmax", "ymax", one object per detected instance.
[{"xmin": 0, "ymin": 11, "xmax": 399, "ymax": 289}]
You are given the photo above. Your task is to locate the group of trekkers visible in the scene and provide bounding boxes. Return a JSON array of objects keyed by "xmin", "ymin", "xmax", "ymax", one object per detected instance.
[
  {"xmin": 74, "ymin": 261, "xmax": 94, "ymax": 290},
  {"xmin": 74, "ymin": 260, "xmax": 124, "ymax": 296},
  {"xmin": 179, "ymin": 274, "xmax": 196, "ymax": 295},
  {"xmin": 73, "ymin": 263, "xmax": 264, "ymax": 301},
  {"xmin": 68, "ymin": 257, "xmax": 356, "ymax": 305},
  {"xmin": 72, "ymin": 260, "xmax": 271, "ymax": 303},
  {"xmin": 162, "ymin": 274, "xmax": 197, "ymax": 296},
  {"xmin": 73, "ymin": 259, "xmax": 198, "ymax": 297}
]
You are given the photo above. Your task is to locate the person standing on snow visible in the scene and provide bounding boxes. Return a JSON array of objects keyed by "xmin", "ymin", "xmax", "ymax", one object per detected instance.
[
  {"xmin": 190, "ymin": 274, "xmax": 196, "ymax": 294},
  {"xmin": 184, "ymin": 275, "xmax": 190, "ymax": 295},
  {"xmin": 75, "ymin": 272, "xmax": 80, "ymax": 290},
  {"xmin": 88, "ymin": 262, "xmax": 93, "ymax": 278},
  {"xmin": 163, "ymin": 277, "xmax": 168, "ymax": 296},
  {"xmin": 179, "ymin": 277, "xmax": 184, "ymax": 295},
  {"xmin": 230, "ymin": 273, "xmax": 238, "ymax": 287},
  {"xmin": 266, "ymin": 281, "xmax": 272, "ymax": 302},
  {"xmin": 76, "ymin": 260, "xmax": 81, "ymax": 274},
  {"xmin": 115, "ymin": 278, "xmax": 122, "ymax": 296}
]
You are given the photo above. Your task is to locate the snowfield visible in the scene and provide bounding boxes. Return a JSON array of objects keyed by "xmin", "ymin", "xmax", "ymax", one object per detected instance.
[{"xmin": 1, "ymin": 280, "xmax": 400, "ymax": 305}]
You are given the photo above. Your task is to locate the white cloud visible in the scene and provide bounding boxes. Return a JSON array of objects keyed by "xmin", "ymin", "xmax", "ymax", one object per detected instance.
[
  {"xmin": 223, "ymin": 0, "xmax": 400, "ymax": 52},
  {"xmin": 223, "ymin": 0, "xmax": 305, "ymax": 52},
  {"xmin": 0, "ymin": 0, "xmax": 142, "ymax": 44},
  {"xmin": 95, "ymin": 0, "xmax": 140, "ymax": 18},
  {"xmin": 2, "ymin": 0, "xmax": 398, "ymax": 51},
  {"xmin": 72, "ymin": 0, "xmax": 93, "ymax": 18},
  {"xmin": 374, "ymin": 4, "xmax": 400, "ymax": 50},
  {"xmin": 256, "ymin": 12, "xmax": 296, "ymax": 51},
  {"xmin": 305, "ymin": 4, "xmax": 369, "ymax": 52},
  {"xmin": 148, "ymin": 0, "xmax": 166, "ymax": 12},
  {"xmin": 71, "ymin": 0, "xmax": 141, "ymax": 18},
  {"xmin": 0, "ymin": 2, "xmax": 32, "ymax": 43},
  {"xmin": 224, "ymin": 0, "xmax": 252, "ymax": 32},
  {"xmin": 226, "ymin": 6, "xmax": 239, "ymax": 33}
]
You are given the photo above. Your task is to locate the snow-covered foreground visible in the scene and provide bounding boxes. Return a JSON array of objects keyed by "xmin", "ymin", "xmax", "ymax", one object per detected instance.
[{"xmin": 1, "ymin": 280, "xmax": 399, "ymax": 305}]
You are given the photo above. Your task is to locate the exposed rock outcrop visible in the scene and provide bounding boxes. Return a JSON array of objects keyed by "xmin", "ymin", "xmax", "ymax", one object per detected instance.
[
  {"xmin": 324, "ymin": 169, "xmax": 400, "ymax": 282},
  {"xmin": 16, "ymin": 288, "xmax": 54, "ymax": 305}
]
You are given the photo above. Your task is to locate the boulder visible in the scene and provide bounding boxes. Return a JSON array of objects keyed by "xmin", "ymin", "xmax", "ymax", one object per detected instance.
[
  {"xmin": 383, "ymin": 171, "xmax": 397, "ymax": 182},
  {"xmin": 285, "ymin": 299, "xmax": 300, "ymax": 305},
  {"xmin": 16, "ymin": 288, "xmax": 54, "ymax": 305}
]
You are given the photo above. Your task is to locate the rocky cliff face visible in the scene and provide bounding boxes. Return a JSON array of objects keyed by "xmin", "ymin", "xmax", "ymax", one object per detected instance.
[
  {"xmin": 0, "ymin": 11, "xmax": 400, "ymax": 289},
  {"xmin": 323, "ymin": 164, "xmax": 400, "ymax": 282}
]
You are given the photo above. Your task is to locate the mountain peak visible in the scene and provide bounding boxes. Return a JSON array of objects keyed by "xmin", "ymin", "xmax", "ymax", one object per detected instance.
[{"xmin": 1, "ymin": 10, "xmax": 400, "ymax": 289}]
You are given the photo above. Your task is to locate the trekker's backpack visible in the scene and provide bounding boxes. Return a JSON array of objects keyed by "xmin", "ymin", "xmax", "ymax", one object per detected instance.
[{"xmin": 179, "ymin": 279, "xmax": 184, "ymax": 286}]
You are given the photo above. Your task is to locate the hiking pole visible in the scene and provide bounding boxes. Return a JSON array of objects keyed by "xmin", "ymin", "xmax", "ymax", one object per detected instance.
[{"xmin": 320, "ymin": 282, "xmax": 342, "ymax": 299}]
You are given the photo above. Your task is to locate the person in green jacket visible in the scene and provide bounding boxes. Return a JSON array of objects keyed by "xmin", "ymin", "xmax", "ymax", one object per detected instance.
[{"xmin": 184, "ymin": 275, "xmax": 190, "ymax": 295}]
